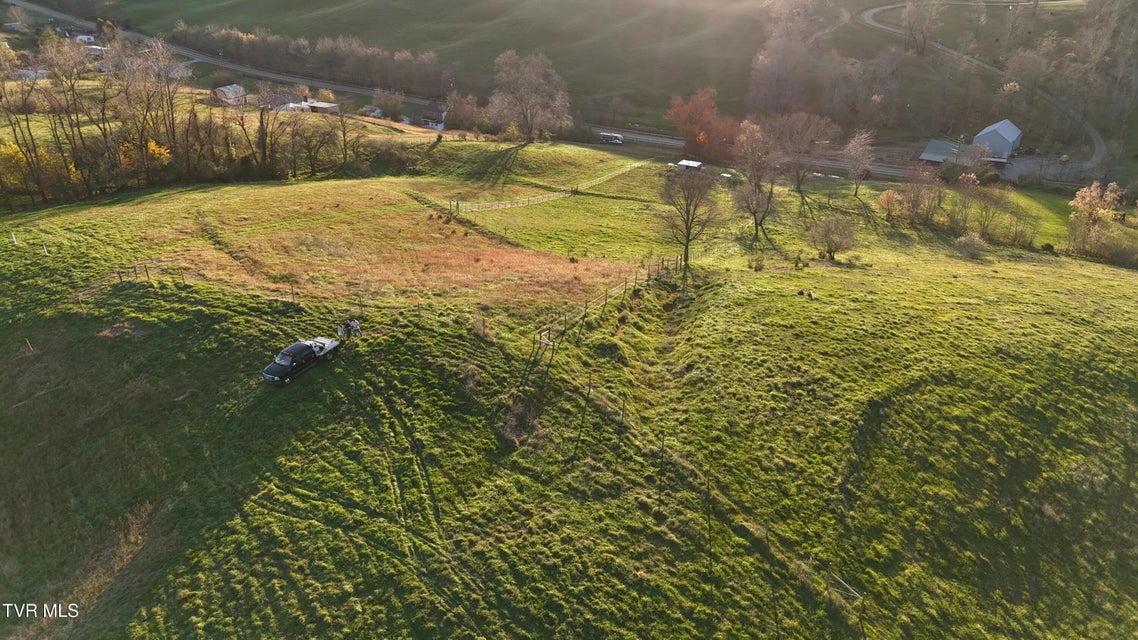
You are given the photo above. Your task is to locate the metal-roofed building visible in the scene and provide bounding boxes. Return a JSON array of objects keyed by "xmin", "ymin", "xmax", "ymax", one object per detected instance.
[{"xmin": 973, "ymin": 119, "xmax": 1022, "ymax": 161}]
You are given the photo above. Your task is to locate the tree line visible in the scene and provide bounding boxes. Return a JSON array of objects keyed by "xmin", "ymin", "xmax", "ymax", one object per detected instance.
[
  {"xmin": 744, "ymin": 0, "xmax": 1138, "ymax": 151},
  {"xmin": 171, "ymin": 21, "xmax": 459, "ymax": 99},
  {"xmin": 0, "ymin": 32, "xmax": 574, "ymax": 209},
  {"xmin": 0, "ymin": 35, "xmax": 389, "ymax": 207}
]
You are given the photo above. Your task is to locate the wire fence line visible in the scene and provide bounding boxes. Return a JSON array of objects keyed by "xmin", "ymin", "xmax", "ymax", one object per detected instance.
[
  {"xmin": 507, "ymin": 253, "xmax": 687, "ymax": 411},
  {"xmin": 451, "ymin": 160, "xmax": 652, "ymax": 214},
  {"xmin": 539, "ymin": 253, "xmax": 684, "ymax": 340}
]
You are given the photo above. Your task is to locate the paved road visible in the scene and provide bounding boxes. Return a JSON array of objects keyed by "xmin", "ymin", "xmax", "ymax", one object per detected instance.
[
  {"xmin": 859, "ymin": 1, "xmax": 1105, "ymax": 173},
  {"xmin": 4, "ymin": 0, "xmax": 432, "ymax": 106},
  {"xmin": 7, "ymin": 0, "xmax": 1104, "ymax": 176},
  {"xmin": 588, "ymin": 125, "xmax": 683, "ymax": 148}
]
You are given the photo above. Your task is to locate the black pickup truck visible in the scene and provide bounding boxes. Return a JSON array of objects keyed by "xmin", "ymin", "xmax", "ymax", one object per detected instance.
[{"xmin": 262, "ymin": 337, "xmax": 339, "ymax": 385}]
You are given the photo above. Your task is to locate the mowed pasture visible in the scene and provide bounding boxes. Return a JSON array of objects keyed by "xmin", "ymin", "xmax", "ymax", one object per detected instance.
[
  {"xmin": 4, "ymin": 140, "xmax": 1138, "ymax": 638},
  {"xmin": 1, "ymin": 142, "xmax": 648, "ymax": 302}
]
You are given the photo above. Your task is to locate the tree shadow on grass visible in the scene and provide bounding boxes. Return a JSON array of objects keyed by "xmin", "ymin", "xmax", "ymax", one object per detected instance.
[{"xmin": 466, "ymin": 143, "xmax": 527, "ymax": 187}]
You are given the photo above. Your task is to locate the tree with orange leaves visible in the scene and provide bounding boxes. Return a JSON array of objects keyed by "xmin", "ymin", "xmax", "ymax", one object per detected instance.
[{"xmin": 665, "ymin": 87, "xmax": 738, "ymax": 163}]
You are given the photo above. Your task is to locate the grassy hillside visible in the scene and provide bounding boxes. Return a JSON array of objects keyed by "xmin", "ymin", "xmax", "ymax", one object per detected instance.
[{"xmin": 4, "ymin": 143, "xmax": 1138, "ymax": 638}]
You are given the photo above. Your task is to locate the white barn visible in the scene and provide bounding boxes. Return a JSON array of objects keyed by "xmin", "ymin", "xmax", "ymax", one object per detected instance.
[{"xmin": 973, "ymin": 119, "xmax": 1022, "ymax": 161}]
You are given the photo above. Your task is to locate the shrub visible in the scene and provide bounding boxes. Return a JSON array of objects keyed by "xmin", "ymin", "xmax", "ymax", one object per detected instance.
[
  {"xmin": 810, "ymin": 216, "xmax": 857, "ymax": 260},
  {"xmin": 955, "ymin": 232, "xmax": 989, "ymax": 259},
  {"xmin": 498, "ymin": 122, "xmax": 523, "ymax": 143},
  {"xmin": 1098, "ymin": 232, "xmax": 1138, "ymax": 267}
]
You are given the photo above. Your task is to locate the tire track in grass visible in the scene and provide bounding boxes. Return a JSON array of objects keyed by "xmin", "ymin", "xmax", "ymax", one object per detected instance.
[
  {"xmin": 252, "ymin": 458, "xmax": 487, "ymax": 636},
  {"xmin": 325, "ymin": 357, "xmax": 493, "ymax": 636},
  {"xmin": 233, "ymin": 507, "xmax": 329, "ymax": 634},
  {"xmin": 377, "ymin": 389, "xmax": 448, "ymax": 539}
]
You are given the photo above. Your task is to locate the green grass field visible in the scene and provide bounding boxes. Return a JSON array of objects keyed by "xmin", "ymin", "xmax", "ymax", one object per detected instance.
[{"xmin": 4, "ymin": 142, "xmax": 1138, "ymax": 638}]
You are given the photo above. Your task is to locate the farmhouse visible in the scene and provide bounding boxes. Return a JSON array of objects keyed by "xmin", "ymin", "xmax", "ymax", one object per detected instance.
[
  {"xmin": 421, "ymin": 101, "xmax": 448, "ymax": 129},
  {"xmin": 973, "ymin": 119, "xmax": 1022, "ymax": 162},
  {"xmin": 213, "ymin": 84, "xmax": 248, "ymax": 106}
]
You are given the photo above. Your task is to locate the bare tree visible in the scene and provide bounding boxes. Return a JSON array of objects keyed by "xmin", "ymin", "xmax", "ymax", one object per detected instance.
[
  {"xmin": 334, "ymin": 112, "xmax": 366, "ymax": 168},
  {"xmin": 660, "ymin": 169, "xmax": 722, "ymax": 281},
  {"xmin": 445, "ymin": 91, "xmax": 479, "ymax": 131},
  {"xmin": 946, "ymin": 173, "xmax": 980, "ymax": 235},
  {"xmin": 822, "ymin": 55, "xmax": 897, "ymax": 128},
  {"xmin": 842, "ymin": 129, "xmax": 874, "ymax": 196},
  {"xmin": 1001, "ymin": 5, "xmax": 1032, "ymax": 53},
  {"xmin": 733, "ymin": 121, "xmax": 778, "ymax": 245},
  {"xmin": 1006, "ymin": 48, "xmax": 1052, "ymax": 106},
  {"xmin": 0, "ymin": 46, "xmax": 50, "ymax": 202},
  {"xmin": 901, "ymin": 163, "xmax": 943, "ymax": 227},
  {"xmin": 373, "ymin": 87, "xmax": 404, "ymax": 121},
  {"xmin": 876, "ymin": 189, "xmax": 904, "ymax": 224},
  {"xmin": 291, "ymin": 118, "xmax": 336, "ymax": 176},
  {"xmin": 974, "ymin": 184, "xmax": 1012, "ymax": 239},
  {"xmin": 810, "ymin": 216, "xmax": 857, "ymax": 260},
  {"xmin": 487, "ymin": 50, "xmax": 570, "ymax": 142},
  {"xmin": 764, "ymin": 112, "xmax": 840, "ymax": 193},
  {"xmin": 230, "ymin": 97, "xmax": 292, "ymax": 178},
  {"xmin": 747, "ymin": 28, "xmax": 815, "ymax": 114},
  {"xmin": 115, "ymin": 42, "xmax": 186, "ymax": 184},
  {"xmin": 902, "ymin": 0, "xmax": 944, "ymax": 55}
]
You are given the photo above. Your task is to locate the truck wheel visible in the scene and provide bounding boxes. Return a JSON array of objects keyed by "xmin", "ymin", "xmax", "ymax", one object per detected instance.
[{"xmin": 323, "ymin": 352, "xmax": 334, "ymax": 361}]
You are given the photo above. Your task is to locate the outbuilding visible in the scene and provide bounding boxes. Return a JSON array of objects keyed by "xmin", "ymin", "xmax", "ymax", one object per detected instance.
[
  {"xmin": 305, "ymin": 99, "xmax": 339, "ymax": 115},
  {"xmin": 213, "ymin": 84, "xmax": 248, "ymax": 106},
  {"xmin": 973, "ymin": 119, "xmax": 1022, "ymax": 161},
  {"xmin": 918, "ymin": 139, "xmax": 965, "ymax": 164}
]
